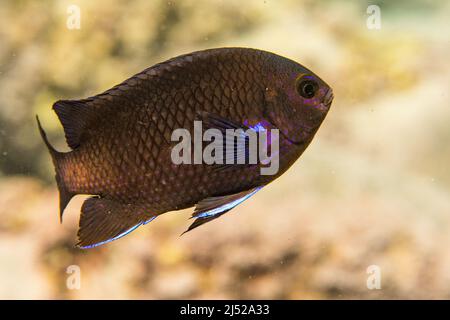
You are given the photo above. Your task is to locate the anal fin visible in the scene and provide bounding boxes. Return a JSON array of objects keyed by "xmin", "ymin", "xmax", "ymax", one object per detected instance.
[
  {"xmin": 182, "ymin": 186, "xmax": 263, "ymax": 235},
  {"xmin": 77, "ymin": 197, "xmax": 155, "ymax": 249}
]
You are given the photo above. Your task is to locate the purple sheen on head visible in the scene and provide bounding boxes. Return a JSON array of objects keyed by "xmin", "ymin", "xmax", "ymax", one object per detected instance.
[
  {"xmin": 302, "ymin": 75, "xmax": 316, "ymax": 81},
  {"xmin": 286, "ymin": 89, "xmax": 299, "ymax": 103}
]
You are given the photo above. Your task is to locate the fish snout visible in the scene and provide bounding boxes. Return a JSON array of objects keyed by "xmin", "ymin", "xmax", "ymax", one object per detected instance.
[
  {"xmin": 323, "ymin": 89, "xmax": 334, "ymax": 108},
  {"xmin": 314, "ymin": 88, "xmax": 333, "ymax": 113}
]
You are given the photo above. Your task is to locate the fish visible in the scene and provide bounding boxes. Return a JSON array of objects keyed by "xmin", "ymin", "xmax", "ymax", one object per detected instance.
[{"xmin": 37, "ymin": 47, "xmax": 333, "ymax": 248}]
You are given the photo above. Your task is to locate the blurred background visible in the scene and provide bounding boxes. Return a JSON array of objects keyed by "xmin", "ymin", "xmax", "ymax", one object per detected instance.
[{"xmin": 0, "ymin": 0, "xmax": 449, "ymax": 299}]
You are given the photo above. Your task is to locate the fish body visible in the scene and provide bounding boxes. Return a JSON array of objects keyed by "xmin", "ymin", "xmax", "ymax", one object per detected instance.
[{"xmin": 37, "ymin": 47, "xmax": 333, "ymax": 248}]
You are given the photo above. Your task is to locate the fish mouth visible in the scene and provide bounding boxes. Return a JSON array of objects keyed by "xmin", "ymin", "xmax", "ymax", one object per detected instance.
[
  {"xmin": 313, "ymin": 89, "xmax": 334, "ymax": 114},
  {"xmin": 323, "ymin": 89, "xmax": 334, "ymax": 108}
]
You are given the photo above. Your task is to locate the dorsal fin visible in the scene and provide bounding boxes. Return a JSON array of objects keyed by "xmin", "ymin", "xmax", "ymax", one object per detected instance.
[{"xmin": 53, "ymin": 99, "xmax": 101, "ymax": 149}]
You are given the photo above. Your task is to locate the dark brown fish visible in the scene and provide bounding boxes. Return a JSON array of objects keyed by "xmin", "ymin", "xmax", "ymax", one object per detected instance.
[{"xmin": 37, "ymin": 47, "xmax": 333, "ymax": 248}]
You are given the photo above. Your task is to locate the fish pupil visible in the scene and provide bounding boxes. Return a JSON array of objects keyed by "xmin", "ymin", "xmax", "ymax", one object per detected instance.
[{"xmin": 298, "ymin": 80, "xmax": 318, "ymax": 99}]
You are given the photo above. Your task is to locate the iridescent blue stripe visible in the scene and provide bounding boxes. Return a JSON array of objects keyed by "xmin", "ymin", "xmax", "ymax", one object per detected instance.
[
  {"xmin": 80, "ymin": 216, "xmax": 157, "ymax": 249},
  {"xmin": 196, "ymin": 186, "xmax": 263, "ymax": 218}
]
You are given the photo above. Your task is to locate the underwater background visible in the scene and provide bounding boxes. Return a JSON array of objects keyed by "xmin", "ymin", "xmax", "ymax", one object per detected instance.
[{"xmin": 0, "ymin": 0, "xmax": 449, "ymax": 299}]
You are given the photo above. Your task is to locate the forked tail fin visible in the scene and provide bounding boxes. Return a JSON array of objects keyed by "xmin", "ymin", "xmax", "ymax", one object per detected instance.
[{"xmin": 36, "ymin": 116, "xmax": 75, "ymax": 222}]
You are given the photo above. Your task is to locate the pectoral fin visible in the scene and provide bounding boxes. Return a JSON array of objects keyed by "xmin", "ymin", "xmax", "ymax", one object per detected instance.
[
  {"xmin": 198, "ymin": 111, "xmax": 262, "ymax": 171},
  {"xmin": 182, "ymin": 186, "xmax": 263, "ymax": 235}
]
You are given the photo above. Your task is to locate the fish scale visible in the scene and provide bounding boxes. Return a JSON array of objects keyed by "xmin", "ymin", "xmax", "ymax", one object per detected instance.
[{"xmin": 37, "ymin": 47, "xmax": 333, "ymax": 248}]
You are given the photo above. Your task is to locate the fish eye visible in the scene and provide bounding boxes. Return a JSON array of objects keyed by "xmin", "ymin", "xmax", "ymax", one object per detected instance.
[{"xmin": 297, "ymin": 79, "xmax": 318, "ymax": 99}]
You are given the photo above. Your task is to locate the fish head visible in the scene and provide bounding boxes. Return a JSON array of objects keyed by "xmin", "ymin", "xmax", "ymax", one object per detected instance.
[{"xmin": 264, "ymin": 55, "xmax": 333, "ymax": 145}]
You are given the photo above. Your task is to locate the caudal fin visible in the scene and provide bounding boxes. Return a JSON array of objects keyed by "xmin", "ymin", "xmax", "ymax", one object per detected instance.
[{"xmin": 36, "ymin": 116, "xmax": 75, "ymax": 222}]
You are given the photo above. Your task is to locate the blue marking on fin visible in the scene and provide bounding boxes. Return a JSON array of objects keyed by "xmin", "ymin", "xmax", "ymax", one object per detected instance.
[
  {"xmin": 143, "ymin": 216, "xmax": 157, "ymax": 225},
  {"xmin": 80, "ymin": 216, "xmax": 157, "ymax": 249},
  {"xmin": 80, "ymin": 223, "xmax": 143, "ymax": 249},
  {"xmin": 196, "ymin": 186, "xmax": 262, "ymax": 218}
]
